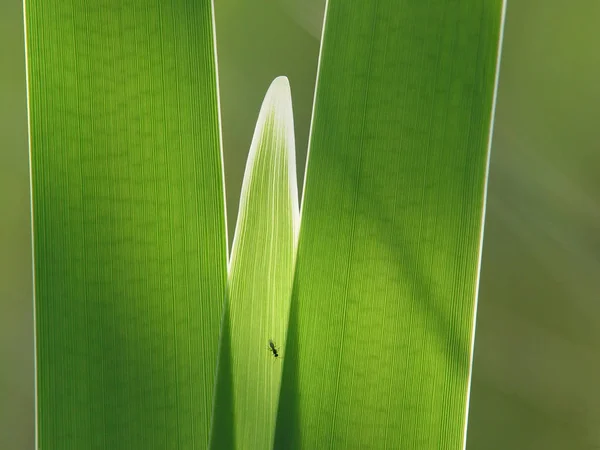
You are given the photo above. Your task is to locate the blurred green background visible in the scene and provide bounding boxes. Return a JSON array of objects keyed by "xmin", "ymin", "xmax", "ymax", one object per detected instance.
[{"xmin": 1, "ymin": 0, "xmax": 599, "ymax": 449}]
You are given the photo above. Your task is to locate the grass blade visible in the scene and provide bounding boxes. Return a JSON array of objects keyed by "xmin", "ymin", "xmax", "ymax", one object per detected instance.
[
  {"xmin": 276, "ymin": 1, "xmax": 506, "ymax": 448},
  {"xmin": 211, "ymin": 76, "xmax": 299, "ymax": 450},
  {"xmin": 24, "ymin": 1, "xmax": 226, "ymax": 448}
]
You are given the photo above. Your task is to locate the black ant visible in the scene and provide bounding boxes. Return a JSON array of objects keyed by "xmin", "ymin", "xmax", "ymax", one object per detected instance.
[{"xmin": 268, "ymin": 339, "xmax": 282, "ymax": 359}]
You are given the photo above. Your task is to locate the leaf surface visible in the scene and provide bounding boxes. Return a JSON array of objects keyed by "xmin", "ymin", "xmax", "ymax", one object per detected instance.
[
  {"xmin": 25, "ymin": 1, "xmax": 226, "ymax": 448},
  {"xmin": 211, "ymin": 76, "xmax": 300, "ymax": 450},
  {"xmin": 275, "ymin": 1, "xmax": 506, "ymax": 448}
]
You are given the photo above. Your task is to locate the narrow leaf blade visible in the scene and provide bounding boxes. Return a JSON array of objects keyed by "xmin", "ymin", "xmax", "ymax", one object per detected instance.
[
  {"xmin": 276, "ymin": 1, "xmax": 505, "ymax": 448},
  {"xmin": 25, "ymin": 1, "xmax": 227, "ymax": 448},
  {"xmin": 212, "ymin": 76, "xmax": 299, "ymax": 450}
]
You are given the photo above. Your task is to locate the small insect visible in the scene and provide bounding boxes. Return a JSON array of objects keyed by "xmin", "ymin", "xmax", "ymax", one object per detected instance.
[{"xmin": 268, "ymin": 339, "xmax": 282, "ymax": 359}]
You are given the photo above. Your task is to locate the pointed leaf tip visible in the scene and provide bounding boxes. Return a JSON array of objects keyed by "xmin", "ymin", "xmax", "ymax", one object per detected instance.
[
  {"xmin": 270, "ymin": 75, "xmax": 291, "ymax": 93},
  {"xmin": 259, "ymin": 76, "xmax": 294, "ymax": 134}
]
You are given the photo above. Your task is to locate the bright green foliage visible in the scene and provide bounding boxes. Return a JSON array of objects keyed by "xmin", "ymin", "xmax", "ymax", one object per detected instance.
[
  {"xmin": 25, "ymin": 0, "xmax": 505, "ymax": 447},
  {"xmin": 275, "ymin": 1, "xmax": 505, "ymax": 449},
  {"xmin": 211, "ymin": 77, "xmax": 300, "ymax": 450},
  {"xmin": 25, "ymin": 1, "xmax": 226, "ymax": 448}
]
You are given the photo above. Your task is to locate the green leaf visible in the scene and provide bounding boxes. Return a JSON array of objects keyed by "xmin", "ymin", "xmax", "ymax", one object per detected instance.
[
  {"xmin": 275, "ymin": 1, "xmax": 506, "ymax": 449},
  {"xmin": 24, "ymin": 1, "xmax": 226, "ymax": 448},
  {"xmin": 211, "ymin": 76, "xmax": 299, "ymax": 450}
]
